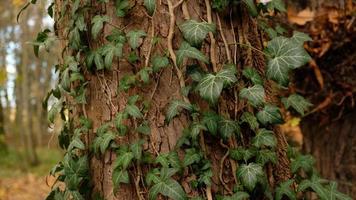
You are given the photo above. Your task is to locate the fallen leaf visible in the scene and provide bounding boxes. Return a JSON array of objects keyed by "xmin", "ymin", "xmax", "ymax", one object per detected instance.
[{"xmin": 288, "ymin": 7, "xmax": 315, "ymax": 25}]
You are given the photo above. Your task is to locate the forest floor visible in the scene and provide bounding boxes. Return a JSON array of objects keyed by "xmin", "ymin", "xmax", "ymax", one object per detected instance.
[{"xmin": 0, "ymin": 147, "xmax": 62, "ymax": 200}]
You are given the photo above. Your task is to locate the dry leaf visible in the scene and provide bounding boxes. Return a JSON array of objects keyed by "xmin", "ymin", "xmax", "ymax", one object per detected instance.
[{"xmin": 288, "ymin": 8, "xmax": 315, "ymax": 25}]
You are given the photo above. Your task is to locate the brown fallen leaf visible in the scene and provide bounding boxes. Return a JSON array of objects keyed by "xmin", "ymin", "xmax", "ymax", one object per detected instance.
[
  {"xmin": 288, "ymin": 7, "xmax": 315, "ymax": 25},
  {"xmin": 309, "ymin": 59, "xmax": 324, "ymax": 89}
]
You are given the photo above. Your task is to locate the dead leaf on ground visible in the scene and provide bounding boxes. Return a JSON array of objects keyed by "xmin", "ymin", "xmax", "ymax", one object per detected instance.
[{"xmin": 288, "ymin": 7, "xmax": 315, "ymax": 25}]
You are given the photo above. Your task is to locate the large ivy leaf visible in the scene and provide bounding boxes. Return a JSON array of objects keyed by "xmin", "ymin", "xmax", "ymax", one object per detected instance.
[
  {"xmin": 218, "ymin": 118, "xmax": 240, "ymax": 139},
  {"xmin": 176, "ymin": 41, "xmax": 209, "ymax": 66},
  {"xmin": 114, "ymin": 151, "xmax": 134, "ymax": 169},
  {"xmin": 112, "ymin": 169, "xmax": 130, "ymax": 190},
  {"xmin": 256, "ymin": 149, "xmax": 277, "ymax": 165},
  {"xmin": 282, "ymin": 94, "xmax": 312, "ymax": 116},
  {"xmin": 325, "ymin": 182, "xmax": 352, "ymax": 200},
  {"xmin": 266, "ymin": 33, "xmax": 311, "ymax": 86},
  {"xmin": 149, "ymin": 179, "xmax": 187, "ymax": 200},
  {"xmin": 230, "ymin": 147, "xmax": 255, "ymax": 163},
  {"xmin": 298, "ymin": 175, "xmax": 329, "ymax": 200},
  {"xmin": 91, "ymin": 15, "xmax": 110, "ymax": 39},
  {"xmin": 240, "ymin": 112, "xmax": 259, "ymax": 131},
  {"xmin": 180, "ymin": 20, "xmax": 215, "ymax": 47},
  {"xmin": 239, "ymin": 85, "xmax": 265, "ymax": 107},
  {"xmin": 165, "ymin": 100, "xmax": 194, "ymax": 123},
  {"xmin": 252, "ymin": 128, "xmax": 277, "ymax": 148},
  {"xmin": 202, "ymin": 111, "xmax": 220, "ymax": 135},
  {"xmin": 144, "ymin": 0, "xmax": 155, "ymax": 16},
  {"xmin": 126, "ymin": 30, "xmax": 146, "ymax": 49},
  {"xmin": 291, "ymin": 154, "xmax": 315, "ymax": 173},
  {"xmin": 242, "ymin": 67, "xmax": 263, "ymax": 85},
  {"xmin": 256, "ymin": 105, "xmax": 283, "ymax": 125},
  {"xmin": 237, "ymin": 163, "xmax": 264, "ymax": 191},
  {"xmin": 216, "ymin": 64, "xmax": 238, "ymax": 85},
  {"xmin": 275, "ymin": 179, "xmax": 296, "ymax": 200}
]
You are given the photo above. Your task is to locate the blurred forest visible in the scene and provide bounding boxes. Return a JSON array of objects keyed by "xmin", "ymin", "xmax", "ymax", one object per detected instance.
[{"xmin": 0, "ymin": 0, "xmax": 354, "ymax": 200}]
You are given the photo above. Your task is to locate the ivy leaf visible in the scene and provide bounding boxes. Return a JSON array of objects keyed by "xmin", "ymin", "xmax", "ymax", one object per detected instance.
[
  {"xmin": 240, "ymin": 112, "xmax": 259, "ymax": 131},
  {"xmin": 130, "ymin": 140, "xmax": 144, "ymax": 160},
  {"xmin": 221, "ymin": 192, "xmax": 250, "ymax": 200},
  {"xmin": 239, "ymin": 85, "xmax": 265, "ymax": 107},
  {"xmin": 176, "ymin": 41, "xmax": 209, "ymax": 66},
  {"xmin": 252, "ymin": 128, "xmax": 277, "ymax": 148},
  {"xmin": 100, "ymin": 132, "xmax": 116, "ymax": 154},
  {"xmin": 196, "ymin": 74, "xmax": 223, "ymax": 104},
  {"xmin": 48, "ymin": 100, "xmax": 62, "ymax": 123},
  {"xmin": 126, "ymin": 30, "xmax": 146, "ymax": 49},
  {"xmin": 282, "ymin": 94, "xmax": 312, "ymax": 116},
  {"xmin": 190, "ymin": 122, "xmax": 207, "ymax": 140},
  {"xmin": 179, "ymin": 20, "xmax": 215, "ymax": 47},
  {"xmin": 218, "ymin": 119, "xmax": 240, "ymax": 139},
  {"xmin": 165, "ymin": 100, "xmax": 193, "ymax": 123},
  {"xmin": 256, "ymin": 149, "xmax": 277, "ymax": 165},
  {"xmin": 136, "ymin": 121, "xmax": 151, "ymax": 135},
  {"xmin": 237, "ymin": 163, "xmax": 264, "ymax": 191},
  {"xmin": 125, "ymin": 104, "xmax": 143, "ymax": 119},
  {"xmin": 68, "ymin": 137, "xmax": 85, "ymax": 152},
  {"xmin": 114, "ymin": 151, "xmax": 134, "ymax": 169},
  {"xmin": 298, "ymin": 175, "xmax": 329, "ymax": 200},
  {"xmin": 202, "ymin": 111, "xmax": 220, "ymax": 135},
  {"xmin": 152, "ymin": 56, "xmax": 169, "ymax": 72},
  {"xmin": 230, "ymin": 147, "xmax": 255, "ymax": 162},
  {"xmin": 275, "ymin": 179, "xmax": 296, "ymax": 200},
  {"xmin": 149, "ymin": 179, "xmax": 187, "ymax": 200},
  {"xmin": 291, "ymin": 31, "xmax": 312, "ymax": 45},
  {"xmin": 100, "ymin": 43, "xmax": 123, "ymax": 69},
  {"xmin": 91, "ymin": 15, "xmax": 110, "ymax": 39},
  {"xmin": 112, "ymin": 169, "xmax": 130, "ymax": 190},
  {"xmin": 216, "ymin": 64, "xmax": 238, "ymax": 86},
  {"xmin": 256, "ymin": 105, "xmax": 283, "ymax": 125},
  {"xmin": 138, "ymin": 67, "xmax": 152, "ymax": 83},
  {"xmin": 266, "ymin": 34, "xmax": 311, "ymax": 86},
  {"xmin": 242, "ymin": 0, "xmax": 258, "ymax": 17},
  {"xmin": 144, "ymin": 0, "xmax": 155, "ymax": 16},
  {"xmin": 115, "ymin": 0, "xmax": 130, "ymax": 17},
  {"xmin": 242, "ymin": 67, "xmax": 263, "ymax": 85},
  {"xmin": 183, "ymin": 148, "xmax": 202, "ymax": 167},
  {"xmin": 325, "ymin": 182, "xmax": 352, "ymax": 200},
  {"xmin": 291, "ymin": 154, "xmax": 315, "ymax": 173},
  {"xmin": 266, "ymin": 0, "xmax": 286, "ymax": 13}
]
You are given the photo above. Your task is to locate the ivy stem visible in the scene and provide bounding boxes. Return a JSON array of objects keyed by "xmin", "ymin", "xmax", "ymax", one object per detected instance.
[{"xmin": 228, "ymin": 42, "xmax": 269, "ymax": 57}]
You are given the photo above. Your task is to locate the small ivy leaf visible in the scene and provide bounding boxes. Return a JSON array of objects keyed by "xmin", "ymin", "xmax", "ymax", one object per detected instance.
[
  {"xmin": 190, "ymin": 122, "xmax": 207, "ymax": 140},
  {"xmin": 242, "ymin": 67, "xmax": 263, "ymax": 85},
  {"xmin": 282, "ymin": 94, "xmax": 313, "ymax": 116},
  {"xmin": 48, "ymin": 100, "xmax": 62, "ymax": 123},
  {"xmin": 256, "ymin": 149, "xmax": 277, "ymax": 165},
  {"xmin": 240, "ymin": 112, "xmax": 259, "ymax": 131},
  {"xmin": 119, "ymin": 74, "xmax": 136, "ymax": 91},
  {"xmin": 165, "ymin": 100, "xmax": 194, "ymax": 123},
  {"xmin": 127, "ymin": 95, "xmax": 140, "ymax": 105},
  {"xmin": 100, "ymin": 132, "xmax": 116, "ymax": 154},
  {"xmin": 216, "ymin": 64, "xmax": 238, "ymax": 86},
  {"xmin": 138, "ymin": 67, "xmax": 152, "ymax": 83},
  {"xmin": 230, "ymin": 147, "xmax": 256, "ymax": 163},
  {"xmin": 101, "ymin": 43, "xmax": 123, "ymax": 69},
  {"xmin": 252, "ymin": 128, "xmax": 277, "ymax": 148},
  {"xmin": 130, "ymin": 140, "xmax": 144, "ymax": 160},
  {"xmin": 218, "ymin": 118, "xmax": 240, "ymax": 139},
  {"xmin": 179, "ymin": 20, "xmax": 216, "ymax": 47},
  {"xmin": 60, "ymin": 68, "xmax": 70, "ymax": 92},
  {"xmin": 125, "ymin": 104, "xmax": 143, "ymax": 119},
  {"xmin": 196, "ymin": 74, "xmax": 223, "ymax": 104},
  {"xmin": 176, "ymin": 41, "xmax": 209, "ymax": 66},
  {"xmin": 91, "ymin": 15, "xmax": 110, "ymax": 39},
  {"xmin": 298, "ymin": 175, "xmax": 329, "ymax": 200},
  {"xmin": 152, "ymin": 56, "xmax": 169, "ymax": 72},
  {"xmin": 149, "ymin": 179, "xmax": 187, "ymax": 200},
  {"xmin": 237, "ymin": 163, "xmax": 264, "ymax": 191},
  {"xmin": 112, "ymin": 169, "xmax": 130, "ymax": 190},
  {"xmin": 183, "ymin": 148, "xmax": 202, "ymax": 167},
  {"xmin": 126, "ymin": 30, "xmax": 147, "ymax": 49},
  {"xmin": 114, "ymin": 151, "xmax": 134, "ymax": 169},
  {"xmin": 115, "ymin": 0, "xmax": 130, "ymax": 17},
  {"xmin": 202, "ymin": 111, "xmax": 220, "ymax": 135},
  {"xmin": 144, "ymin": 0, "xmax": 156, "ymax": 16},
  {"xmin": 275, "ymin": 179, "xmax": 296, "ymax": 200},
  {"xmin": 291, "ymin": 154, "xmax": 315, "ymax": 174},
  {"xmin": 136, "ymin": 121, "xmax": 151, "ymax": 135},
  {"xmin": 106, "ymin": 30, "xmax": 126, "ymax": 44},
  {"xmin": 266, "ymin": 34, "xmax": 311, "ymax": 86},
  {"xmin": 32, "ymin": 29, "xmax": 51, "ymax": 57},
  {"xmin": 167, "ymin": 151, "xmax": 182, "ymax": 170},
  {"xmin": 239, "ymin": 84, "xmax": 265, "ymax": 107},
  {"xmin": 291, "ymin": 31, "xmax": 312, "ymax": 45},
  {"xmin": 266, "ymin": 0, "xmax": 286, "ymax": 13},
  {"xmin": 256, "ymin": 105, "xmax": 283, "ymax": 125},
  {"xmin": 221, "ymin": 191, "xmax": 250, "ymax": 200},
  {"xmin": 68, "ymin": 137, "xmax": 85, "ymax": 152}
]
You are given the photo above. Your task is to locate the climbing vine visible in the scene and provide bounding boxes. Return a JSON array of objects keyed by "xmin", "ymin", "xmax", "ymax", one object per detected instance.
[{"xmin": 21, "ymin": 0, "xmax": 352, "ymax": 199}]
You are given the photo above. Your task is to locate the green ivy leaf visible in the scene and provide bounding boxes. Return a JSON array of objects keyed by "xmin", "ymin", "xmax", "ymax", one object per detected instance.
[
  {"xmin": 179, "ymin": 20, "xmax": 215, "ymax": 47},
  {"xmin": 242, "ymin": 0, "xmax": 258, "ymax": 17},
  {"xmin": 221, "ymin": 191, "xmax": 250, "ymax": 200},
  {"xmin": 256, "ymin": 149, "xmax": 277, "ymax": 165},
  {"xmin": 190, "ymin": 122, "xmax": 207, "ymax": 140},
  {"xmin": 183, "ymin": 148, "xmax": 202, "ymax": 167},
  {"xmin": 252, "ymin": 128, "xmax": 277, "ymax": 148},
  {"xmin": 100, "ymin": 132, "xmax": 116, "ymax": 154},
  {"xmin": 202, "ymin": 111, "xmax": 220, "ymax": 135},
  {"xmin": 219, "ymin": 119, "xmax": 240, "ymax": 139},
  {"xmin": 324, "ymin": 182, "xmax": 352, "ymax": 200},
  {"xmin": 165, "ymin": 100, "xmax": 194, "ymax": 123},
  {"xmin": 130, "ymin": 140, "xmax": 144, "ymax": 160},
  {"xmin": 149, "ymin": 179, "xmax": 187, "ymax": 200},
  {"xmin": 298, "ymin": 175, "xmax": 329, "ymax": 200},
  {"xmin": 125, "ymin": 104, "xmax": 143, "ymax": 119},
  {"xmin": 152, "ymin": 56, "xmax": 169, "ymax": 72},
  {"xmin": 114, "ymin": 151, "xmax": 134, "ymax": 169},
  {"xmin": 91, "ymin": 15, "xmax": 110, "ymax": 39},
  {"xmin": 239, "ymin": 84, "xmax": 265, "ymax": 107},
  {"xmin": 112, "ymin": 169, "xmax": 130, "ymax": 190},
  {"xmin": 266, "ymin": 0, "xmax": 286, "ymax": 13},
  {"xmin": 136, "ymin": 121, "xmax": 151, "ymax": 135},
  {"xmin": 256, "ymin": 105, "xmax": 283, "ymax": 125},
  {"xmin": 291, "ymin": 31, "xmax": 312, "ymax": 45},
  {"xmin": 266, "ymin": 34, "xmax": 311, "ymax": 86},
  {"xmin": 216, "ymin": 64, "xmax": 238, "ymax": 86},
  {"xmin": 240, "ymin": 112, "xmax": 259, "ymax": 131},
  {"xmin": 275, "ymin": 179, "xmax": 296, "ymax": 200},
  {"xmin": 138, "ymin": 67, "xmax": 152, "ymax": 83},
  {"xmin": 144, "ymin": 0, "xmax": 155, "ymax": 16},
  {"xmin": 100, "ymin": 43, "xmax": 123, "ymax": 69},
  {"xmin": 291, "ymin": 154, "xmax": 315, "ymax": 173},
  {"xmin": 176, "ymin": 41, "xmax": 209, "ymax": 66},
  {"xmin": 48, "ymin": 100, "xmax": 62, "ymax": 123},
  {"xmin": 230, "ymin": 147, "xmax": 256, "ymax": 162},
  {"xmin": 68, "ymin": 137, "xmax": 85, "ymax": 152},
  {"xmin": 237, "ymin": 163, "xmax": 264, "ymax": 191},
  {"xmin": 282, "ymin": 94, "xmax": 312, "ymax": 116},
  {"xmin": 242, "ymin": 67, "xmax": 263, "ymax": 85},
  {"xmin": 115, "ymin": 0, "xmax": 130, "ymax": 17},
  {"xmin": 126, "ymin": 30, "xmax": 146, "ymax": 49}
]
